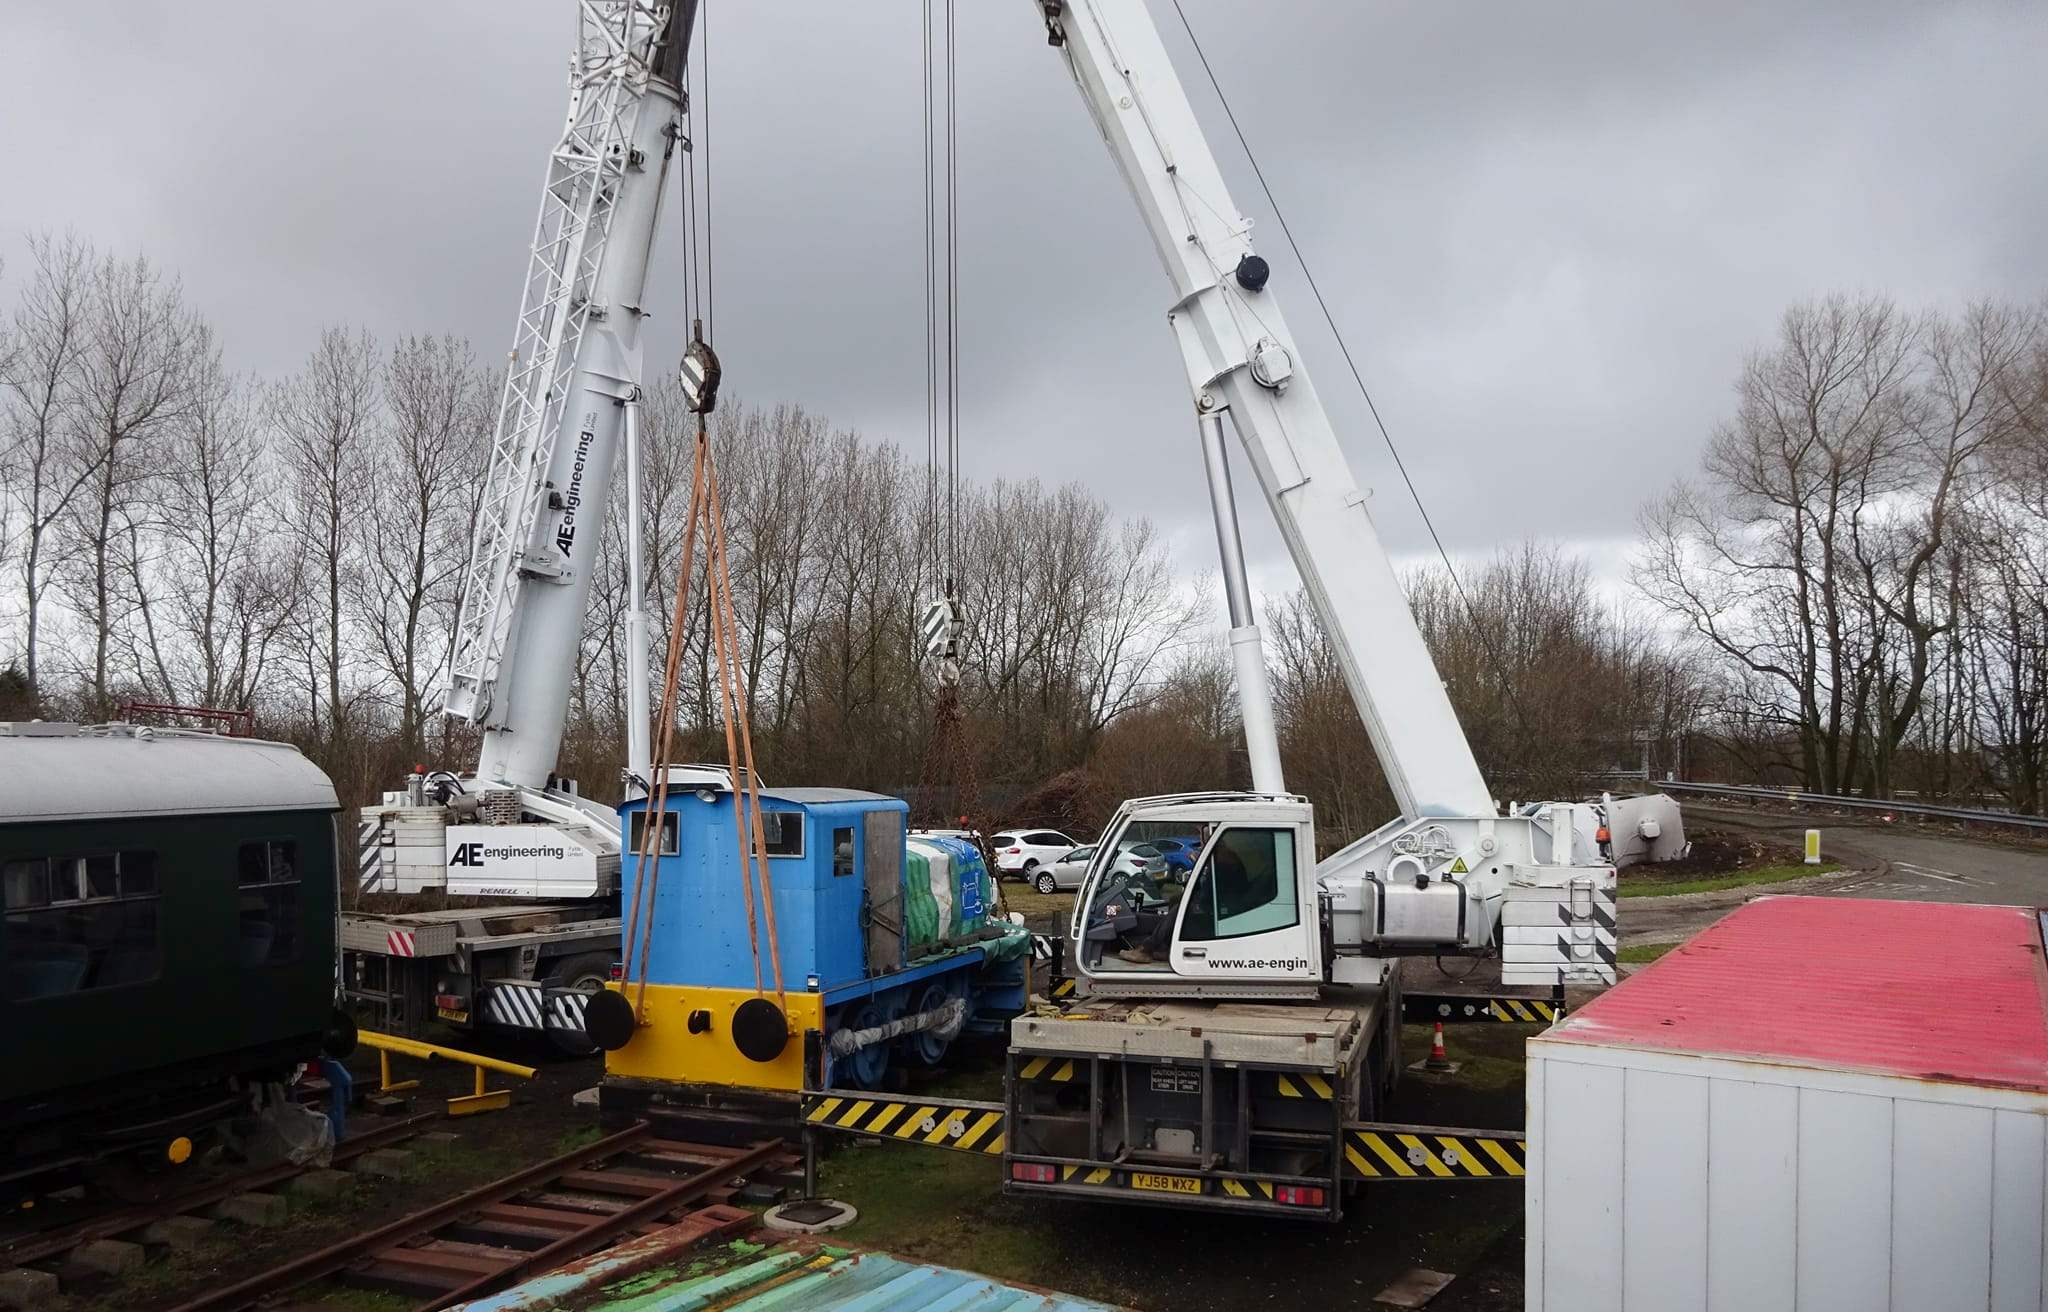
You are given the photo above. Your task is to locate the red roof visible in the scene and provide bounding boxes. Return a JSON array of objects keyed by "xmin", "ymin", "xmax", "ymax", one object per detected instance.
[{"xmin": 1546, "ymin": 897, "xmax": 2048, "ymax": 1093}]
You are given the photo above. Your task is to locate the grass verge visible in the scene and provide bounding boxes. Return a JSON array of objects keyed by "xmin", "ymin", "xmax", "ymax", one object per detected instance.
[
  {"xmin": 1617, "ymin": 941, "xmax": 1680, "ymax": 964},
  {"xmin": 1618, "ymin": 861, "xmax": 1839, "ymax": 899}
]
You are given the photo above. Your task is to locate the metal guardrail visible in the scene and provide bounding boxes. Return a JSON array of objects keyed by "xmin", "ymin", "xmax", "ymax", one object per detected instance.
[{"xmin": 1662, "ymin": 780, "xmax": 2048, "ymax": 833}]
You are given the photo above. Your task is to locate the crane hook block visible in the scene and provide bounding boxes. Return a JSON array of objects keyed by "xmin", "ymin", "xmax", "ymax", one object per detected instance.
[{"xmin": 679, "ymin": 325, "xmax": 722, "ymax": 414}]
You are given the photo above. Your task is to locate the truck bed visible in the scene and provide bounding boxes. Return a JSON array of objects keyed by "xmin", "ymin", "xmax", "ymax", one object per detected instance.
[{"xmin": 1013, "ymin": 989, "xmax": 1383, "ymax": 1071}]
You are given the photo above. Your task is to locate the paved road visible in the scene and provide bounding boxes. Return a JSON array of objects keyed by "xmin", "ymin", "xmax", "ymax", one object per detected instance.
[
  {"xmin": 1624, "ymin": 803, "xmax": 2048, "ymax": 947},
  {"xmin": 1687, "ymin": 802, "xmax": 2048, "ymax": 907}
]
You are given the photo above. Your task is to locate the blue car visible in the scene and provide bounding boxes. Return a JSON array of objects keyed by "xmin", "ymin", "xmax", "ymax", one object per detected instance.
[{"xmin": 1144, "ymin": 836, "xmax": 1203, "ymax": 876}]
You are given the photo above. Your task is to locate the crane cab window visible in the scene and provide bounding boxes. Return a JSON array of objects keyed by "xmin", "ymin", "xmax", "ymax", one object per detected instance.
[
  {"xmin": 236, "ymin": 841, "xmax": 301, "ymax": 967},
  {"xmin": 1177, "ymin": 828, "xmax": 1298, "ymax": 941},
  {"xmin": 833, "ymin": 828, "xmax": 857, "ymax": 877},
  {"xmin": 3, "ymin": 852, "xmax": 162, "ymax": 999}
]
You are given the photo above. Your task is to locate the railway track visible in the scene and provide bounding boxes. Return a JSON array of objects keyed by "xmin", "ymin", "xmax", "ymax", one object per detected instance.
[
  {"xmin": 162, "ymin": 1123, "xmax": 799, "ymax": 1312},
  {"xmin": 0, "ymin": 1111, "xmax": 439, "ymax": 1283}
]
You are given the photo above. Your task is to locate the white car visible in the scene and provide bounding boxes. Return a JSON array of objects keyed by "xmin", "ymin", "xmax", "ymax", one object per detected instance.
[
  {"xmin": 1033, "ymin": 843, "xmax": 1165, "ymax": 895},
  {"xmin": 991, "ymin": 829, "xmax": 1078, "ymax": 878}
]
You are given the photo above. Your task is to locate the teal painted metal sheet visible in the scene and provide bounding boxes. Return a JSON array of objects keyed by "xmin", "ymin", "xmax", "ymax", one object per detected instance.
[{"xmin": 471, "ymin": 1245, "xmax": 1124, "ymax": 1312}]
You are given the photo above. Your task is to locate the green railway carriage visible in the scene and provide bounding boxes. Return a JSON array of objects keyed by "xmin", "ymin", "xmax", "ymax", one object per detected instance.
[{"xmin": 0, "ymin": 723, "xmax": 349, "ymax": 1191}]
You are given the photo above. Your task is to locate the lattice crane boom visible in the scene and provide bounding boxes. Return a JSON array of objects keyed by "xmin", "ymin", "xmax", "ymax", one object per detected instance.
[{"xmin": 443, "ymin": 0, "xmax": 697, "ymax": 790}]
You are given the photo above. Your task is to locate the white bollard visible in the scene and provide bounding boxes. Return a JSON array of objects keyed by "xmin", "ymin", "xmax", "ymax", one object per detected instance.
[{"xmin": 1804, "ymin": 829, "xmax": 1822, "ymax": 865}]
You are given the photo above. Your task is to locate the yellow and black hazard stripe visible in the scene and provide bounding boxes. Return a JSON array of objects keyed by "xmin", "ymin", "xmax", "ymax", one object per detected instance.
[
  {"xmin": 1403, "ymin": 994, "xmax": 1565, "ymax": 1025},
  {"xmin": 1343, "ymin": 1126, "xmax": 1526, "ymax": 1179},
  {"xmin": 802, "ymin": 1095, "xmax": 1006, "ymax": 1155},
  {"xmin": 1049, "ymin": 976, "xmax": 1076, "ymax": 998},
  {"xmin": 1058, "ymin": 1164, "xmax": 1115, "ymax": 1185},
  {"xmin": 1273, "ymin": 1072, "xmax": 1335, "ymax": 1099},
  {"xmin": 1017, "ymin": 1055, "xmax": 1079, "ymax": 1083}
]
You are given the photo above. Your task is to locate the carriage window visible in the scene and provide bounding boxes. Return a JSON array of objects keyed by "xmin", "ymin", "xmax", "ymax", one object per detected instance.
[
  {"xmin": 236, "ymin": 841, "xmax": 300, "ymax": 967},
  {"xmin": 4, "ymin": 852, "xmax": 162, "ymax": 1000},
  {"xmin": 761, "ymin": 811, "xmax": 803, "ymax": 858}
]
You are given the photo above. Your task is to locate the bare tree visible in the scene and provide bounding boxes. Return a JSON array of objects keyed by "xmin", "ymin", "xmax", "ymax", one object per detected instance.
[
  {"xmin": 52, "ymin": 248, "xmax": 201, "ymax": 714},
  {"xmin": 0, "ymin": 234, "xmax": 94, "ymax": 704},
  {"xmin": 272, "ymin": 326, "xmax": 379, "ymax": 743},
  {"xmin": 1635, "ymin": 295, "xmax": 1920, "ymax": 792},
  {"xmin": 356, "ymin": 335, "xmax": 488, "ymax": 758}
]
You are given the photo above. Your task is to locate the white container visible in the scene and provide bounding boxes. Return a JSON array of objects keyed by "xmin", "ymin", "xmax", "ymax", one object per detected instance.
[{"xmin": 1527, "ymin": 896, "xmax": 2048, "ymax": 1312}]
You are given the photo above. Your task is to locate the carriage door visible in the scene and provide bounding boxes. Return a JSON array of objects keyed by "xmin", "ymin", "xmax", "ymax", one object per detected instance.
[{"xmin": 1170, "ymin": 826, "xmax": 1318, "ymax": 984}]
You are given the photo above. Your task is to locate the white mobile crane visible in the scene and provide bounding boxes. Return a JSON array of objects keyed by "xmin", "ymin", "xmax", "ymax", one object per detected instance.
[
  {"xmin": 802, "ymin": 0, "xmax": 1680, "ymax": 1220},
  {"xmin": 344, "ymin": 1, "xmax": 714, "ymax": 1047},
  {"xmin": 1037, "ymin": 0, "xmax": 1628, "ymax": 997}
]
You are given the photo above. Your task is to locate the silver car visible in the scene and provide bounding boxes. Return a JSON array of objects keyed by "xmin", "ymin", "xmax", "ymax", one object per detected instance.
[{"xmin": 1032, "ymin": 842, "xmax": 1166, "ymax": 895}]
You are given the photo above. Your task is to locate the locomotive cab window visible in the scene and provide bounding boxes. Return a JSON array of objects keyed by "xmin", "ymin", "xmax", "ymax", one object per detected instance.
[
  {"xmin": 236, "ymin": 841, "xmax": 300, "ymax": 966},
  {"xmin": 3, "ymin": 851, "xmax": 162, "ymax": 1000},
  {"xmin": 628, "ymin": 811, "xmax": 680, "ymax": 857},
  {"xmin": 761, "ymin": 811, "xmax": 803, "ymax": 858}
]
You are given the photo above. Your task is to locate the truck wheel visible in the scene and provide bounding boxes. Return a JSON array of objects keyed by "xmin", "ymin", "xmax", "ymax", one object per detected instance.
[
  {"xmin": 1034, "ymin": 871, "xmax": 1057, "ymax": 895},
  {"xmin": 547, "ymin": 952, "xmax": 614, "ymax": 1057}
]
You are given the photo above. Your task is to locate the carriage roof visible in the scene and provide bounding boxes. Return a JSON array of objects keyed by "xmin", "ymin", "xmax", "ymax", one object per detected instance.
[{"xmin": 0, "ymin": 723, "xmax": 337, "ymax": 824}]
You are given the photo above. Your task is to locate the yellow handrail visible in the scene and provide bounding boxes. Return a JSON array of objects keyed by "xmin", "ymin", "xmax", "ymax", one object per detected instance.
[{"xmin": 356, "ymin": 1029, "xmax": 537, "ymax": 1116}]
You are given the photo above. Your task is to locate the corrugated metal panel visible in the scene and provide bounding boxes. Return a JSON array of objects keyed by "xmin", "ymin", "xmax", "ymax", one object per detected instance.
[
  {"xmin": 1544, "ymin": 896, "xmax": 2048, "ymax": 1092},
  {"xmin": 569, "ymin": 1247, "xmax": 1124, "ymax": 1312}
]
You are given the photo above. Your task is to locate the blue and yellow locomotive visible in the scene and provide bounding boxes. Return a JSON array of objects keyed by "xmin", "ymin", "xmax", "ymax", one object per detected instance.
[{"xmin": 591, "ymin": 784, "xmax": 1027, "ymax": 1127}]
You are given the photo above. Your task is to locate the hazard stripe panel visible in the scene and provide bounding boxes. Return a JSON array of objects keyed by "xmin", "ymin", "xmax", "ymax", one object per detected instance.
[
  {"xmin": 1403, "ymin": 995, "xmax": 1565, "ymax": 1025},
  {"xmin": 802, "ymin": 1093, "xmax": 1007, "ymax": 1156},
  {"xmin": 1018, "ymin": 1057, "xmax": 1078, "ymax": 1082},
  {"xmin": 1274, "ymin": 1073, "xmax": 1335, "ymax": 1099},
  {"xmin": 1051, "ymin": 977, "xmax": 1076, "ymax": 998},
  {"xmin": 1342, "ymin": 1125, "xmax": 1526, "ymax": 1180}
]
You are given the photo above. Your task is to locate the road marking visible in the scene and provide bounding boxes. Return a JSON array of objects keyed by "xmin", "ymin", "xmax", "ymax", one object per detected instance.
[{"xmin": 1893, "ymin": 862, "xmax": 1986, "ymax": 886}]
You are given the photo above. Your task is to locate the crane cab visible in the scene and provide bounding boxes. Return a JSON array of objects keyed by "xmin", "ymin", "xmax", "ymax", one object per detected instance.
[{"xmin": 1068, "ymin": 793, "xmax": 1323, "ymax": 999}]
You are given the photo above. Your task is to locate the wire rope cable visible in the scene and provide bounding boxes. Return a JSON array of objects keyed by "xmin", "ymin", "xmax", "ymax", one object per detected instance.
[{"xmin": 1166, "ymin": 0, "xmax": 1535, "ymax": 735}]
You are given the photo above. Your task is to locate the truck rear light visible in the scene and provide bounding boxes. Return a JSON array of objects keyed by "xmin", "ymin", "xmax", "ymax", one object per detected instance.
[
  {"xmin": 609, "ymin": 963, "xmax": 624, "ymax": 981},
  {"xmin": 1010, "ymin": 1162, "xmax": 1056, "ymax": 1183},
  {"xmin": 1274, "ymin": 1185, "xmax": 1324, "ymax": 1207},
  {"xmin": 434, "ymin": 993, "xmax": 463, "ymax": 1009}
]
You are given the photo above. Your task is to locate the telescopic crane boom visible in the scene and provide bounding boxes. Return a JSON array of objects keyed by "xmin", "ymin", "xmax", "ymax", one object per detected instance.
[{"xmin": 1039, "ymin": 0, "xmax": 1624, "ymax": 992}]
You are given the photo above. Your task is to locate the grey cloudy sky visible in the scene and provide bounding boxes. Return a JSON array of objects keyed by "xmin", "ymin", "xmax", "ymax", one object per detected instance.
[{"xmin": 4, "ymin": 0, "xmax": 2044, "ymax": 601}]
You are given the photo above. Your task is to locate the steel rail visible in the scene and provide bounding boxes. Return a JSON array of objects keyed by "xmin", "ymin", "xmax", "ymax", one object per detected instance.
[
  {"xmin": 0, "ymin": 1111, "xmax": 441, "ymax": 1270},
  {"xmin": 417, "ymin": 1137, "xmax": 783, "ymax": 1311},
  {"xmin": 160, "ymin": 1123, "xmax": 656, "ymax": 1312}
]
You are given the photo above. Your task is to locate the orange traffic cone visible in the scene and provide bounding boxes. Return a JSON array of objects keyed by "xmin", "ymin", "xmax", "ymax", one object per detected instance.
[{"xmin": 1425, "ymin": 1021, "xmax": 1455, "ymax": 1073}]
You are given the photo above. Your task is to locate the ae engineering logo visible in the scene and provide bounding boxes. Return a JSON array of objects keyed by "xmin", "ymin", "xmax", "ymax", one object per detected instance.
[
  {"xmin": 554, "ymin": 423, "xmax": 596, "ymax": 556},
  {"xmin": 449, "ymin": 842, "xmax": 569, "ymax": 866}
]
